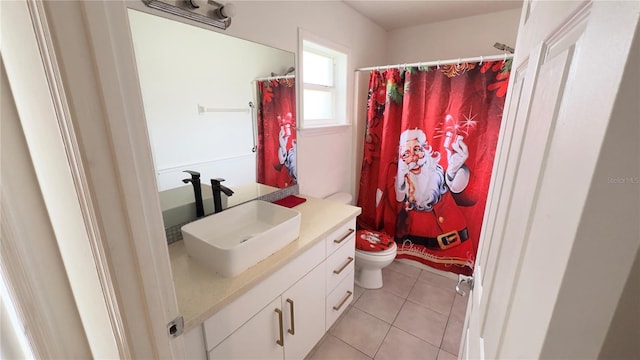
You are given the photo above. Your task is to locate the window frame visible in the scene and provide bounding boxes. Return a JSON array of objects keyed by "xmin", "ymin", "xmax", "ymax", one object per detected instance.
[{"xmin": 298, "ymin": 29, "xmax": 350, "ymax": 130}]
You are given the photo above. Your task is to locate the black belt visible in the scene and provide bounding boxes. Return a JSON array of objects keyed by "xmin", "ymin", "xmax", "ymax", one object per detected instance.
[{"xmin": 404, "ymin": 228, "xmax": 469, "ymax": 250}]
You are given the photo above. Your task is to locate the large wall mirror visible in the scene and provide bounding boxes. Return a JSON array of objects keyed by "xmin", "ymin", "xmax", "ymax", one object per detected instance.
[{"xmin": 127, "ymin": 7, "xmax": 297, "ymax": 227}]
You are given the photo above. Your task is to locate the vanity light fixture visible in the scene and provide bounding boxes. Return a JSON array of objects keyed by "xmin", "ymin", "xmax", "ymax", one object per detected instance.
[
  {"xmin": 493, "ymin": 42, "xmax": 515, "ymax": 54},
  {"xmin": 142, "ymin": 0, "xmax": 234, "ymax": 30}
]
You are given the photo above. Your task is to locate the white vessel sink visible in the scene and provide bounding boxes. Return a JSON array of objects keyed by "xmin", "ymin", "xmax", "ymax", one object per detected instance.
[
  {"xmin": 181, "ymin": 200, "xmax": 301, "ymax": 277},
  {"xmin": 159, "ymin": 184, "xmax": 226, "ymax": 228}
]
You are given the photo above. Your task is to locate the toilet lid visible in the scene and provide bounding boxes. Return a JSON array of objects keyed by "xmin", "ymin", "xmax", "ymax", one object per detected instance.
[{"xmin": 356, "ymin": 230, "xmax": 395, "ymax": 253}]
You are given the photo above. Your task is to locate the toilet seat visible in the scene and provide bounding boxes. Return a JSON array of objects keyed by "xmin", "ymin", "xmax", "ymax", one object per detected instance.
[{"xmin": 355, "ymin": 230, "xmax": 396, "ymax": 254}]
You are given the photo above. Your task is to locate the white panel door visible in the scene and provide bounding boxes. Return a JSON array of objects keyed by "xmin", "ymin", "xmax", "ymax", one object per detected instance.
[
  {"xmin": 461, "ymin": 1, "xmax": 639, "ymax": 359},
  {"xmin": 208, "ymin": 297, "xmax": 284, "ymax": 360},
  {"xmin": 282, "ymin": 263, "xmax": 326, "ymax": 360}
]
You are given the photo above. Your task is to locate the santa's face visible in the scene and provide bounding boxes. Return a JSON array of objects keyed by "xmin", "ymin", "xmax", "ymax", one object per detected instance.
[{"xmin": 400, "ymin": 139, "xmax": 426, "ymax": 174}]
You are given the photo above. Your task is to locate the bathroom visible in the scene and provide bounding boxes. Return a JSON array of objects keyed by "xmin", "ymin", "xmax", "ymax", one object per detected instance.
[
  {"xmin": 1, "ymin": 1, "xmax": 638, "ymax": 359},
  {"xmin": 125, "ymin": 2, "xmax": 519, "ymax": 358}
]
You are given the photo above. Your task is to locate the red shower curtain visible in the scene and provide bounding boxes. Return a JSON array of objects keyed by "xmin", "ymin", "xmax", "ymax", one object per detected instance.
[
  {"xmin": 357, "ymin": 61, "xmax": 510, "ymax": 276},
  {"xmin": 257, "ymin": 78, "xmax": 297, "ymax": 188}
]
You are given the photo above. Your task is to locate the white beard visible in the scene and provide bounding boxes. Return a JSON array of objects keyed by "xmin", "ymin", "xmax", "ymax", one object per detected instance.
[{"xmin": 404, "ymin": 158, "xmax": 447, "ymax": 211}]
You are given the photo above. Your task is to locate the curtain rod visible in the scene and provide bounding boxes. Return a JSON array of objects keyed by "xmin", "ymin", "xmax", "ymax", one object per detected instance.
[
  {"xmin": 356, "ymin": 54, "xmax": 514, "ymax": 72},
  {"xmin": 254, "ymin": 74, "xmax": 296, "ymax": 81}
]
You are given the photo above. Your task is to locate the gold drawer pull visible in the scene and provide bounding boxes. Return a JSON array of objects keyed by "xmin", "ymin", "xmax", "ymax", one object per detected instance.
[
  {"xmin": 332, "ymin": 290, "xmax": 353, "ymax": 311},
  {"xmin": 286, "ymin": 298, "xmax": 295, "ymax": 335},
  {"xmin": 333, "ymin": 257, "xmax": 354, "ymax": 275},
  {"xmin": 274, "ymin": 308, "xmax": 284, "ymax": 347},
  {"xmin": 333, "ymin": 228, "xmax": 355, "ymax": 244}
]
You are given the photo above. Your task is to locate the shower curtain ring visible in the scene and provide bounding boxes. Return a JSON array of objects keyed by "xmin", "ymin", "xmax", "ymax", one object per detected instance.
[
  {"xmin": 480, "ymin": 56, "xmax": 483, "ymax": 65},
  {"xmin": 457, "ymin": 58, "xmax": 461, "ymax": 65},
  {"xmin": 503, "ymin": 53, "xmax": 507, "ymax": 63},
  {"xmin": 437, "ymin": 60, "xmax": 440, "ymax": 69}
]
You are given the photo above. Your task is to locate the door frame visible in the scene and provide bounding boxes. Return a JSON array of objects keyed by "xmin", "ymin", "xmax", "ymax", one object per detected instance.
[{"xmin": 2, "ymin": 0, "xmax": 184, "ymax": 357}]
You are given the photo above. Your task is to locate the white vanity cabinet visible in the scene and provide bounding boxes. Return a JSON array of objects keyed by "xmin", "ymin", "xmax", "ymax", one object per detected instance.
[
  {"xmin": 323, "ymin": 222, "xmax": 356, "ymax": 329},
  {"xmin": 202, "ymin": 217, "xmax": 356, "ymax": 360},
  {"xmin": 208, "ymin": 261, "xmax": 326, "ymax": 359}
]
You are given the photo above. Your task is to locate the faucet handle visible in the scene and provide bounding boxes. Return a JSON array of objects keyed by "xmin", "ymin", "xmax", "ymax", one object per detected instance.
[
  {"xmin": 183, "ymin": 170, "xmax": 201, "ymax": 178},
  {"xmin": 183, "ymin": 170, "xmax": 201, "ymax": 184},
  {"xmin": 184, "ymin": 170, "xmax": 201, "ymax": 177},
  {"xmin": 211, "ymin": 178, "xmax": 226, "ymax": 185}
]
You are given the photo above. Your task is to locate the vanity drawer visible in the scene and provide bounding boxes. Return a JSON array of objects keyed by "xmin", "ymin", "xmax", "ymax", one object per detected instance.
[
  {"xmin": 325, "ymin": 270, "xmax": 354, "ymax": 330},
  {"xmin": 325, "ymin": 236, "xmax": 355, "ymax": 293},
  {"xmin": 325, "ymin": 220, "xmax": 356, "ymax": 257}
]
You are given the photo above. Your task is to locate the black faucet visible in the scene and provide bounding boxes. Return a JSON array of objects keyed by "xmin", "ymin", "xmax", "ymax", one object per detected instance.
[
  {"xmin": 211, "ymin": 178, "xmax": 234, "ymax": 213},
  {"xmin": 182, "ymin": 170, "xmax": 205, "ymax": 218}
]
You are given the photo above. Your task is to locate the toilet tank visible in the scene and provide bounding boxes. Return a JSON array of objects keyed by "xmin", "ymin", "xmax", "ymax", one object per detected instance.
[{"xmin": 325, "ymin": 192, "xmax": 352, "ymax": 205}]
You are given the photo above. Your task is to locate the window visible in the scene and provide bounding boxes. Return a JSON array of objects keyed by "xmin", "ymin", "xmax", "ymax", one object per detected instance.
[{"xmin": 300, "ymin": 36, "xmax": 348, "ymax": 129}]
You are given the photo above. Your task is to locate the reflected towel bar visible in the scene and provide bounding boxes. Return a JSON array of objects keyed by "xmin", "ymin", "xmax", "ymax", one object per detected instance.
[{"xmin": 197, "ymin": 104, "xmax": 250, "ymax": 114}]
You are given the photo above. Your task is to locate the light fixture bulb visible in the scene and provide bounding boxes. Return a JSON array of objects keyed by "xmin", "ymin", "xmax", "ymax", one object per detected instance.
[
  {"xmin": 185, "ymin": 0, "xmax": 200, "ymax": 9},
  {"xmin": 214, "ymin": 3, "xmax": 236, "ymax": 19}
]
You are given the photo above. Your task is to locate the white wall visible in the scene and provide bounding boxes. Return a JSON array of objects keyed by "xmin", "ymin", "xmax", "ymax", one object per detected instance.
[
  {"xmin": 192, "ymin": 1, "xmax": 388, "ymax": 198},
  {"xmin": 128, "ymin": 9, "xmax": 293, "ymax": 190},
  {"xmin": 127, "ymin": 0, "xmax": 387, "ymax": 198},
  {"xmin": 386, "ymin": 8, "xmax": 521, "ymax": 64}
]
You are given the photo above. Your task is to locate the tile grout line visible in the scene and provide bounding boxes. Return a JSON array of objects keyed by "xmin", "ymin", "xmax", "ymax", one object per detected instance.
[
  {"xmin": 361, "ymin": 264, "xmax": 465, "ymax": 359},
  {"xmin": 439, "ymin": 281, "xmax": 465, "ymax": 354},
  {"xmin": 402, "ymin": 267, "xmax": 458, "ymax": 356},
  {"xmin": 370, "ymin": 267, "xmax": 421, "ymax": 359},
  {"xmin": 333, "ymin": 333, "xmax": 374, "ymax": 360},
  {"xmin": 371, "ymin": 277, "xmax": 414, "ymax": 359}
]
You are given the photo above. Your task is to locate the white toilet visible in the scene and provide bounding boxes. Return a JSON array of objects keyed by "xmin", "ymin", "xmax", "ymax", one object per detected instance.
[
  {"xmin": 325, "ymin": 192, "xmax": 397, "ymax": 289},
  {"xmin": 353, "ymin": 230, "xmax": 397, "ymax": 289}
]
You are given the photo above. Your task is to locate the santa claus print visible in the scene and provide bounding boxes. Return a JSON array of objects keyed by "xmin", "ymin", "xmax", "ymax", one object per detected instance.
[
  {"xmin": 394, "ymin": 126, "xmax": 472, "ymax": 252},
  {"xmin": 275, "ymin": 112, "xmax": 297, "ymax": 184}
]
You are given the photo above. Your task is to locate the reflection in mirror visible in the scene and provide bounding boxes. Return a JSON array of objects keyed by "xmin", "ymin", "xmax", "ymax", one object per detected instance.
[
  {"xmin": 127, "ymin": 8, "xmax": 297, "ymax": 231},
  {"xmin": 256, "ymin": 77, "xmax": 297, "ymax": 189}
]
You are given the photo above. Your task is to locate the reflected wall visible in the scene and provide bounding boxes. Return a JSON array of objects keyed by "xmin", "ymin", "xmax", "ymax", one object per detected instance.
[{"xmin": 128, "ymin": 9, "xmax": 296, "ymax": 192}]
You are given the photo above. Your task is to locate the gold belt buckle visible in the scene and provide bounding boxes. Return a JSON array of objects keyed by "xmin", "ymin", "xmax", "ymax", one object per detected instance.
[{"xmin": 437, "ymin": 230, "xmax": 460, "ymax": 250}]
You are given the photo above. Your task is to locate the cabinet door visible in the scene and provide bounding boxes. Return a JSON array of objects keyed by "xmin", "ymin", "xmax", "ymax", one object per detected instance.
[
  {"xmin": 183, "ymin": 326, "xmax": 207, "ymax": 360},
  {"xmin": 282, "ymin": 263, "xmax": 326, "ymax": 360},
  {"xmin": 209, "ymin": 297, "xmax": 284, "ymax": 360}
]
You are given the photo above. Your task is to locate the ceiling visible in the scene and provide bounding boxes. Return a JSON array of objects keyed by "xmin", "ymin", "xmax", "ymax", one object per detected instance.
[{"xmin": 343, "ymin": 0, "xmax": 523, "ymax": 31}]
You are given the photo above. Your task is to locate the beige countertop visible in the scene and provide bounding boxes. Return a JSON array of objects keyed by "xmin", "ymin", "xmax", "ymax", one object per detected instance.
[{"xmin": 168, "ymin": 195, "xmax": 361, "ymax": 331}]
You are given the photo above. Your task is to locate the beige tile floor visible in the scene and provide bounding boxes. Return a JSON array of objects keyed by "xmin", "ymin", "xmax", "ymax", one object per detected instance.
[{"xmin": 308, "ymin": 261, "xmax": 469, "ymax": 360}]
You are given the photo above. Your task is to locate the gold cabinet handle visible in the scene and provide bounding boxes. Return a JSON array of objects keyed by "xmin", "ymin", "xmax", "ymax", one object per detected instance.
[
  {"xmin": 333, "ymin": 228, "xmax": 355, "ymax": 244},
  {"xmin": 286, "ymin": 298, "xmax": 295, "ymax": 335},
  {"xmin": 333, "ymin": 257, "xmax": 354, "ymax": 275},
  {"xmin": 332, "ymin": 290, "xmax": 353, "ymax": 311},
  {"xmin": 274, "ymin": 308, "xmax": 284, "ymax": 347}
]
